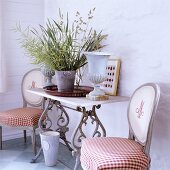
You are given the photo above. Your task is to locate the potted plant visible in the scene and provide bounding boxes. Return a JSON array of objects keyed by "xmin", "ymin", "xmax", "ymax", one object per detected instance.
[{"xmin": 15, "ymin": 9, "xmax": 107, "ymax": 92}]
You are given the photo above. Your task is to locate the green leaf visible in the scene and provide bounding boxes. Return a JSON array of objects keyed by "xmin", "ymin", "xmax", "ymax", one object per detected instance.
[{"xmin": 14, "ymin": 8, "xmax": 108, "ymax": 71}]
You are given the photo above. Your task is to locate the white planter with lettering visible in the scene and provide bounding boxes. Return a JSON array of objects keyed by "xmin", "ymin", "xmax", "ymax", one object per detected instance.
[{"xmin": 40, "ymin": 131, "xmax": 60, "ymax": 166}]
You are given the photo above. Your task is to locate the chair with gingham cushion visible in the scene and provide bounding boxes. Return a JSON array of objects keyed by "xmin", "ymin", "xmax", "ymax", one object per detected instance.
[
  {"xmin": 0, "ymin": 68, "xmax": 45, "ymax": 155},
  {"xmin": 80, "ymin": 83, "xmax": 160, "ymax": 170}
]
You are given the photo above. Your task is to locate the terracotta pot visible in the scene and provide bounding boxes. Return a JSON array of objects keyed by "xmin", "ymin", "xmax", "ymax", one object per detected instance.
[{"xmin": 55, "ymin": 70, "xmax": 76, "ymax": 92}]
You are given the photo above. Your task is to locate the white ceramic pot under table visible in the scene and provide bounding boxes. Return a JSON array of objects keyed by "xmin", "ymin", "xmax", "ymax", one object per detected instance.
[{"xmin": 40, "ymin": 131, "xmax": 60, "ymax": 167}]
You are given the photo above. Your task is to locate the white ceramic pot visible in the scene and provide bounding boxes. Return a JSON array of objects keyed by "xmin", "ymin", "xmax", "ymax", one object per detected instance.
[
  {"xmin": 40, "ymin": 64, "xmax": 55, "ymax": 87},
  {"xmin": 83, "ymin": 52, "xmax": 110, "ymax": 96},
  {"xmin": 40, "ymin": 131, "xmax": 60, "ymax": 167}
]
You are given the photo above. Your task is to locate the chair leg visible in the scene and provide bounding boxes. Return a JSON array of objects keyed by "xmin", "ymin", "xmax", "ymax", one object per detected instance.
[
  {"xmin": 0, "ymin": 126, "xmax": 2, "ymax": 150},
  {"xmin": 31, "ymin": 127, "xmax": 37, "ymax": 155},
  {"xmin": 23, "ymin": 130, "xmax": 27, "ymax": 143},
  {"xmin": 72, "ymin": 150, "xmax": 80, "ymax": 170}
]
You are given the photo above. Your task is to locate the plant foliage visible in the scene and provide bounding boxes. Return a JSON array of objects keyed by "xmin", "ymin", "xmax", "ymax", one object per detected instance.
[{"xmin": 15, "ymin": 8, "xmax": 107, "ymax": 71}]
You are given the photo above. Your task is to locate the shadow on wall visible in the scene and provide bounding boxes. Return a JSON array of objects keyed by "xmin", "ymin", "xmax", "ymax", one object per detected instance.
[
  {"xmin": 154, "ymin": 83, "xmax": 170, "ymax": 137},
  {"xmin": 151, "ymin": 83, "xmax": 170, "ymax": 166}
]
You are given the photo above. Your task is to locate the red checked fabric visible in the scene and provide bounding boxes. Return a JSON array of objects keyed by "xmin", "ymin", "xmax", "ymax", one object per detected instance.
[
  {"xmin": 0, "ymin": 108, "xmax": 43, "ymax": 127},
  {"xmin": 81, "ymin": 137, "xmax": 149, "ymax": 170}
]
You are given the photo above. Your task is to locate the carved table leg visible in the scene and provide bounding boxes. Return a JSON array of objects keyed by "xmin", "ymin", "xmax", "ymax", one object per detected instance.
[
  {"xmin": 31, "ymin": 99, "xmax": 72, "ymax": 163},
  {"xmin": 72, "ymin": 105, "xmax": 106, "ymax": 170},
  {"xmin": 55, "ymin": 103, "xmax": 73, "ymax": 151},
  {"xmin": 31, "ymin": 99, "xmax": 54, "ymax": 163},
  {"xmin": 30, "ymin": 147, "xmax": 42, "ymax": 163},
  {"xmin": 72, "ymin": 150, "xmax": 80, "ymax": 170}
]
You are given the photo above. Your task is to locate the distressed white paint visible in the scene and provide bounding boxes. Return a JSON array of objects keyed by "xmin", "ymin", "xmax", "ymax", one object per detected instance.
[{"xmin": 44, "ymin": 0, "xmax": 170, "ymax": 169}]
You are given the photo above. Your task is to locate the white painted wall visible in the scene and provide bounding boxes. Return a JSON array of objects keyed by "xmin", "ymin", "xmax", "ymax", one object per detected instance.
[
  {"xmin": 0, "ymin": 0, "xmax": 44, "ymax": 140},
  {"xmin": 0, "ymin": 0, "xmax": 170, "ymax": 169},
  {"xmin": 44, "ymin": 0, "xmax": 170, "ymax": 169}
]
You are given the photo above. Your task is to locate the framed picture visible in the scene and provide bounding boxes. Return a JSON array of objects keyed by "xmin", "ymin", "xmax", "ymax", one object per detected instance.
[{"xmin": 101, "ymin": 59, "xmax": 121, "ymax": 96}]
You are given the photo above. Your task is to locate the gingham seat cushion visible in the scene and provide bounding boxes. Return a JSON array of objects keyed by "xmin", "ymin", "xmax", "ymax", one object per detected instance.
[
  {"xmin": 0, "ymin": 108, "xmax": 43, "ymax": 127},
  {"xmin": 80, "ymin": 137, "xmax": 149, "ymax": 170}
]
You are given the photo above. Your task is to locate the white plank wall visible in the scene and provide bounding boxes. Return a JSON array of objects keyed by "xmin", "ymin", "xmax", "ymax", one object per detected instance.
[{"xmin": 0, "ymin": 0, "xmax": 44, "ymax": 140}]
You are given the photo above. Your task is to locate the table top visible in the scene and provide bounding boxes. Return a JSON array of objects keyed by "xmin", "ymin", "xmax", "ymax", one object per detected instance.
[{"xmin": 28, "ymin": 88, "xmax": 129, "ymax": 107}]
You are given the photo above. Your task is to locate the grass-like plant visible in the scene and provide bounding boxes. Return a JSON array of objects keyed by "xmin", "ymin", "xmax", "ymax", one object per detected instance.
[{"xmin": 15, "ymin": 8, "xmax": 107, "ymax": 71}]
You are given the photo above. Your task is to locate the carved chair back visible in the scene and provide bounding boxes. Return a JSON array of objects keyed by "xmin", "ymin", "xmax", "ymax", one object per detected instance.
[
  {"xmin": 128, "ymin": 83, "xmax": 160, "ymax": 156},
  {"xmin": 21, "ymin": 68, "xmax": 44, "ymax": 107}
]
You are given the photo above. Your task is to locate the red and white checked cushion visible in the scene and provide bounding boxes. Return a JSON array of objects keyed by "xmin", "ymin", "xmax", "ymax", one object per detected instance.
[
  {"xmin": 0, "ymin": 108, "xmax": 43, "ymax": 127},
  {"xmin": 81, "ymin": 137, "xmax": 149, "ymax": 170}
]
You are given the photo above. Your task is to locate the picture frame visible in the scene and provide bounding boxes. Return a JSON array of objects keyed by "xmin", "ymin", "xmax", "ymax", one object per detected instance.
[{"xmin": 101, "ymin": 59, "xmax": 121, "ymax": 96}]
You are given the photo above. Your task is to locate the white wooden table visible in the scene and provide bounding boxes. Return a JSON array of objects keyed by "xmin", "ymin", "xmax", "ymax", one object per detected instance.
[{"xmin": 28, "ymin": 88, "xmax": 129, "ymax": 169}]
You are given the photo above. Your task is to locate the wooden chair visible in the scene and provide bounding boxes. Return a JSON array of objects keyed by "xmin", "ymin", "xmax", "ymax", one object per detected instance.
[
  {"xmin": 0, "ymin": 68, "xmax": 45, "ymax": 155},
  {"xmin": 80, "ymin": 83, "xmax": 160, "ymax": 170}
]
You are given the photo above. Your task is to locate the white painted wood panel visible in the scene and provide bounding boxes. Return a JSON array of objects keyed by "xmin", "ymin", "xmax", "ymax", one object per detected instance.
[{"xmin": 0, "ymin": 0, "xmax": 44, "ymax": 140}]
